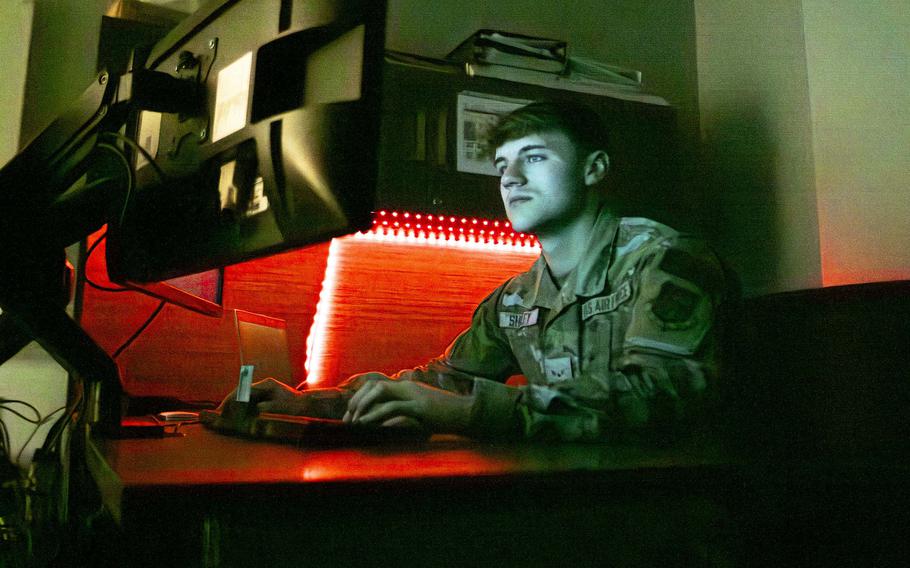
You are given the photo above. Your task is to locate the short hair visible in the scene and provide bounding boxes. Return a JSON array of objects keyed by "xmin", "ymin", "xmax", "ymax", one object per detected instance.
[{"xmin": 483, "ymin": 100, "xmax": 609, "ymax": 161}]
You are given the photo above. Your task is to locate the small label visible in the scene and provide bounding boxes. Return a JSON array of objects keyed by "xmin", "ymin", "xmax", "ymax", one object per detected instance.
[
  {"xmin": 212, "ymin": 51, "xmax": 253, "ymax": 142},
  {"xmin": 499, "ymin": 308, "xmax": 539, "ymax": 329},
  {"xmin": 244, "ymin": 176, "xmax": 269, "ymax": 217},
  {"xmin": 236, "ymin": 365, "xmax": 255, "ymax": 402},
  {"xmin": 544, "ymin": 356, "xmax": 573, "ymax": 383},
  {"xmin": 218, "ymin": 161, "xmax": 238, "ymax": 211},
  {"xmin": 582, "ymin": 280, "xmax": 632, "ymax": 320},
  {"xmin": 135, "ymin": 111, "xmax": 161, "ymax": 169}
]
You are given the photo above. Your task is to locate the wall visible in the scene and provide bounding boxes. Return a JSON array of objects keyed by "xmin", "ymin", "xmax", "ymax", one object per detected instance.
[
  {"xmin": 802, "ymin": 1, "xmax": 910, "ymax": 286},
  {"xmin": 0, "ymin": 0, "xmax": 108, "ymax": 466},
  {"xmin": 18, "ymin": 0, "xmax": 110, "ymax": 145},
  {"xmin": 387, "ymin": 0, "xmax": 698, "ymax": 133},
  {"xmin": 696, "ymin": 0, "xmax": 910, "ymax": 295},
  {"xmin": 695, "ymin": 0, "xmax": 821, "ymax": 295},
  {"xmin": 0, "ymin": 0, "xmax": 69, "ymax": 469},
  {"xmin": 0, "ymin": 1, "xmax": 33, "ymax": 162}
]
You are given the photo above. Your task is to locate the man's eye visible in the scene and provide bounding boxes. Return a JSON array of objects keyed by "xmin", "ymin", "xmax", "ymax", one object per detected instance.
[{"xmin": 526, "ymin": 155, "xmax": 545, "ymax": 164}]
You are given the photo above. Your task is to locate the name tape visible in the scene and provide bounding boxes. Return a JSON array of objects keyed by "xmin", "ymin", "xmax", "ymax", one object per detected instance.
[{"xmin": 499, "ymin": 308, "xmax": 539, "ymax": 329}]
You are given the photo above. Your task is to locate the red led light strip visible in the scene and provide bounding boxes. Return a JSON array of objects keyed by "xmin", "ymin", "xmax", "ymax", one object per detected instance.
[
  {"xmin": 303, "ymin": 210, "xmax": 540, "ymax": 384},
  {"xmin": 304, "ymin": 238, "xmax": 343, "ymax": 384},
  {"xmin": 361, "ymin": 210, "xmax": 539, "ymax": 249}
]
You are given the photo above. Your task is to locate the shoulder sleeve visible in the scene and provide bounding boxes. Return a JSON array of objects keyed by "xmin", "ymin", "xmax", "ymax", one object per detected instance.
[
  {"xmin": 510, "ymin": 234, "xmax": 729, "ymax": 441},
  {"xmin": 624, "ymin": 235, "xmax": 725, "ymax": 357}
]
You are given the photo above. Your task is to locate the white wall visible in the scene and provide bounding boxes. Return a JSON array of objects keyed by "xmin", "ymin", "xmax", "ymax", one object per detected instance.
[
  {"xmin": 695, "ymin": 0, "xmax": 822, "ymax": 295},
  {"xmin": 0, "ymin": 0, "xmax": 107, "ymax": 468},
  {"xmin": 0, "ymin": 1, "xmax": 33, "ymax": 164},
  {"xmin": 802, "ymin": 0, "xmax": 910, "ymax": 286},
  {"xmin": 0, "ymin": 0, "xmax": 70, "ymax": 468},
  {"xmin": 696, "ymin": 0, "xmax": 910, "ymax": 295},
  {"xmin": 18, "ymin": 0, "xmax": 111, "ymax": 145}
]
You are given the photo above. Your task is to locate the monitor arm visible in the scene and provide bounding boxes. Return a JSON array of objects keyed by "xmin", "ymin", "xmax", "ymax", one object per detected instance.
[{"xmin": 0, "ymin": 52, "xmax": 201, "ymax": 433}]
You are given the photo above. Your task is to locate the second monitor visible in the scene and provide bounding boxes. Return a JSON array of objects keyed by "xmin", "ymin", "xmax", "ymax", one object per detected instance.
[{"xmin": 106, "ymin": 0, "xmax": 387, "ymax": 284}]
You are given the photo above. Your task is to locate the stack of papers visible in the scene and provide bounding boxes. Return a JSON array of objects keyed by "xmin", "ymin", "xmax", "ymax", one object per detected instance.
[
  {"xmin": 447, "ymin": 30, "xmax": 568, "ymax": 74},
  {"xmin": 447, "ymin": 30, "xmax": 651, "ymax": 101}
]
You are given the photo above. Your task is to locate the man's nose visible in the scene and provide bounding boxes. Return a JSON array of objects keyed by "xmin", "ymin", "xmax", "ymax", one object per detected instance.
[{"xmin": 501, "ymin": 162, "xmax": 525, "ymax": 188}]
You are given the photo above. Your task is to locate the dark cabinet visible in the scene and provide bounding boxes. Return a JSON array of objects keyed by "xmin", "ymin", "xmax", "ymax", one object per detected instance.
[{"xmin": 375, "ymin": 58, "xmax": 469, "ymax": 214}]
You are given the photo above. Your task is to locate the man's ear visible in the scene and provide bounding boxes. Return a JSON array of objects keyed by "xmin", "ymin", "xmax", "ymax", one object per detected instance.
[{"xmin": 583, "ymin": 150, "xmax": 609, "ymax": 186}]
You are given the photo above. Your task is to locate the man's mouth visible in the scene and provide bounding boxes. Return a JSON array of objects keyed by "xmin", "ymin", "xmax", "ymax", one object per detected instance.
[{"xmin": 508, "ymin": 195, "xmax": 532, "ymax": 206}]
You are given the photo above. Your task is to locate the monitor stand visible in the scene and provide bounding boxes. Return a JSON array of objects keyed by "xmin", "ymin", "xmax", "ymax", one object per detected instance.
[{"xmin": 0, "ymin": 259, "xmax": 124, "ymax": 433}]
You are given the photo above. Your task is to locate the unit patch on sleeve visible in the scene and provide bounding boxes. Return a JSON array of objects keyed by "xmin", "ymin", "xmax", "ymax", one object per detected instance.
[
  {"xmin": 582, "ymin": 280, "xmax": 632, "ymax": 320},
  {"xmin": 651, "ymin": 282, "xmax": 699, "ymax": 325}
]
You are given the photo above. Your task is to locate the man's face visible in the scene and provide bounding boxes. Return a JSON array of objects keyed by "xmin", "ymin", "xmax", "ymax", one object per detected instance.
[{"xmin": 493, "ymin": 131, "xmax": 589, "ymax": 235}]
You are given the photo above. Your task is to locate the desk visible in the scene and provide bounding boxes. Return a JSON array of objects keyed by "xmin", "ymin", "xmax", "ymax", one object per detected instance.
[{"xmin": 84, "ymin": 425, "xmax": 741, "ymax": 567}]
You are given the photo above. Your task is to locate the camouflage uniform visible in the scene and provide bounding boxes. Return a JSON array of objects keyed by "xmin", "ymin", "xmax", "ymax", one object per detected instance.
[{"xmin": 344, "ymin": 210, "xmax": 727, "ymax": 441}]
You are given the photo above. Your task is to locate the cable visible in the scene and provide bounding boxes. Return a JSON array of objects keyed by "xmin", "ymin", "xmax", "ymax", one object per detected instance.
[
  {"xmin": 39, "ymin": 381, "xmax": 83, "ymax": 457},
  {"xmin": 100, "ymin": 130, "xmax": 167, "ymax": 183},
  {"xmin": 111, "ymin": 300, "xmax": 166, "ymax": 360},
  {"xmin": 95, "ymin": 142, "xmax": 134, "ymax": 227},
  {"xmin": 0, "ymin": 418, "xmax": 10, "ymax": 459},
  {"xmin": 83, "ymin": 230, "xmax": 128, "ymax": 292},
  {"xmin": 15, "ymin": 406, "xmax": 65, "ymax": 467},
  {"xmin": 0, "ymin": 400, "xmax": 42, "ymax": 424},
  {"xmin": 202, "ymin": 38, "xmax": 219, "ymax": 84},
  {"xmin": 0, "ymin": 407, "xmax": 39, "ymax": 425},
  {"xmin": 69, "ymin": 175, "xmax": 121, "ymax": 196},
  {"xmin": 82, "ymin": 232, "xmax": 172, "ymax": 361},
  {"xmin": 0, "ymin": 400, "xmax": 68, "ymax": 467},
  {"xmin": 85, "ymin": 279, "xmax": 129, "ymax": 293},
  {"xmin": 167, "ymin": 131, "xmax": 198, "ymax": 159}
]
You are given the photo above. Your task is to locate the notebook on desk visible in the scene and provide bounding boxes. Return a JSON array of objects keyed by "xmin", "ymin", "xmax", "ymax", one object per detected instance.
[{"xmin": 233, "ymin": 309, "xmax": 295, "ymax": 385}]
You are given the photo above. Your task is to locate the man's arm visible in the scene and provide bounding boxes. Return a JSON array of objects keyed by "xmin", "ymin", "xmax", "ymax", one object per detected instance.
[
  {"xmin": 340, "ymin": 285, "xmax": 527, "ymax": 434},
  {"xmin": 346, "ymin": 236, "xmax": 728, "ymax": 441}
]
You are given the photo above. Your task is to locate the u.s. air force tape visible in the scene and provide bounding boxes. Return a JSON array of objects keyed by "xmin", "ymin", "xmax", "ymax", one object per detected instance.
[{"xmin": 582, "ymin": 280, "xmax": 632, "ymax": 320}]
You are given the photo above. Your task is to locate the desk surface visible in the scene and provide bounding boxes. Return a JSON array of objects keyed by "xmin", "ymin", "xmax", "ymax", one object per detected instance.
[
  {"xmin": 87, "ymin": 424, "xmax": 733, "ymax": 523},
  {"xmin": 83, "ymin": 425, "xmax": 751, "ymax": 566},
  {"xmin": 83, "ymin": 425, "xmax": 910, "ymax": 567}
]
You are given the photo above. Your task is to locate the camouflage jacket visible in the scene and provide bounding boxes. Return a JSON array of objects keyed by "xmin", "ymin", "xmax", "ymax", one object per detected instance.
[{"xmin": 345, "ymin": 211, "xmax": 727, "ymax": 441}]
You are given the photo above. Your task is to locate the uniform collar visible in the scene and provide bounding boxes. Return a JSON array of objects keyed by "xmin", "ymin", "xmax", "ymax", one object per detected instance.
[
  {"xmin": 572, "ymin": 209, "xmax": 621, "ymax": 298},
  {"xmin": 502, "ymin": 208, "xmax": 621, "ymax": 310}
]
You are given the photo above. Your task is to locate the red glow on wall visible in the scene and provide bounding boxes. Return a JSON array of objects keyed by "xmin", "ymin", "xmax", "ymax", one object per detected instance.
[
  {"xmin": 81, "ymin": 210, "xmax": 538, "ymax": 401},
  {"xmin": 303, "ymin": 210, "xmax": 539, "ymax": 386}
]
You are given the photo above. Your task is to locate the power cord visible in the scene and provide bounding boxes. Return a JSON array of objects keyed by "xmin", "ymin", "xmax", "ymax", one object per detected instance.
[{"xmin": 111, "ymin": 300, "xmax": 167, "ymax": 360}]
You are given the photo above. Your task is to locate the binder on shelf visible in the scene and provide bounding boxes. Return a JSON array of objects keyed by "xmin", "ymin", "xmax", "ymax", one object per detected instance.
[
  {"xmin": 463, "ymin": 62, "xmax": 666, "ymax": 106},
  {"xmin": 447, "ymin": 29, "xmax": 568, "ymax": 74},
  {"xmin": 568, "ymin": 56, "xmax": 642, "ymax": 88}
]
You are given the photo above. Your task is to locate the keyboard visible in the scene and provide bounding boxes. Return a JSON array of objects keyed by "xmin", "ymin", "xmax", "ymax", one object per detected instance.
[{"xmin": 199, "ymin": 406, "xmax": 430, "ymax": 445}]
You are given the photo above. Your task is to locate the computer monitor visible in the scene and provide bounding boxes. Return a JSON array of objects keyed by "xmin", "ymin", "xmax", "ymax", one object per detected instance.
[
  {"xmin": 0, "ymin": 0, "xmax": 387, "ymax": 430},
  {"xmin": 106, "ymin": 0, "xmax": 387, "ymax": 283}
]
